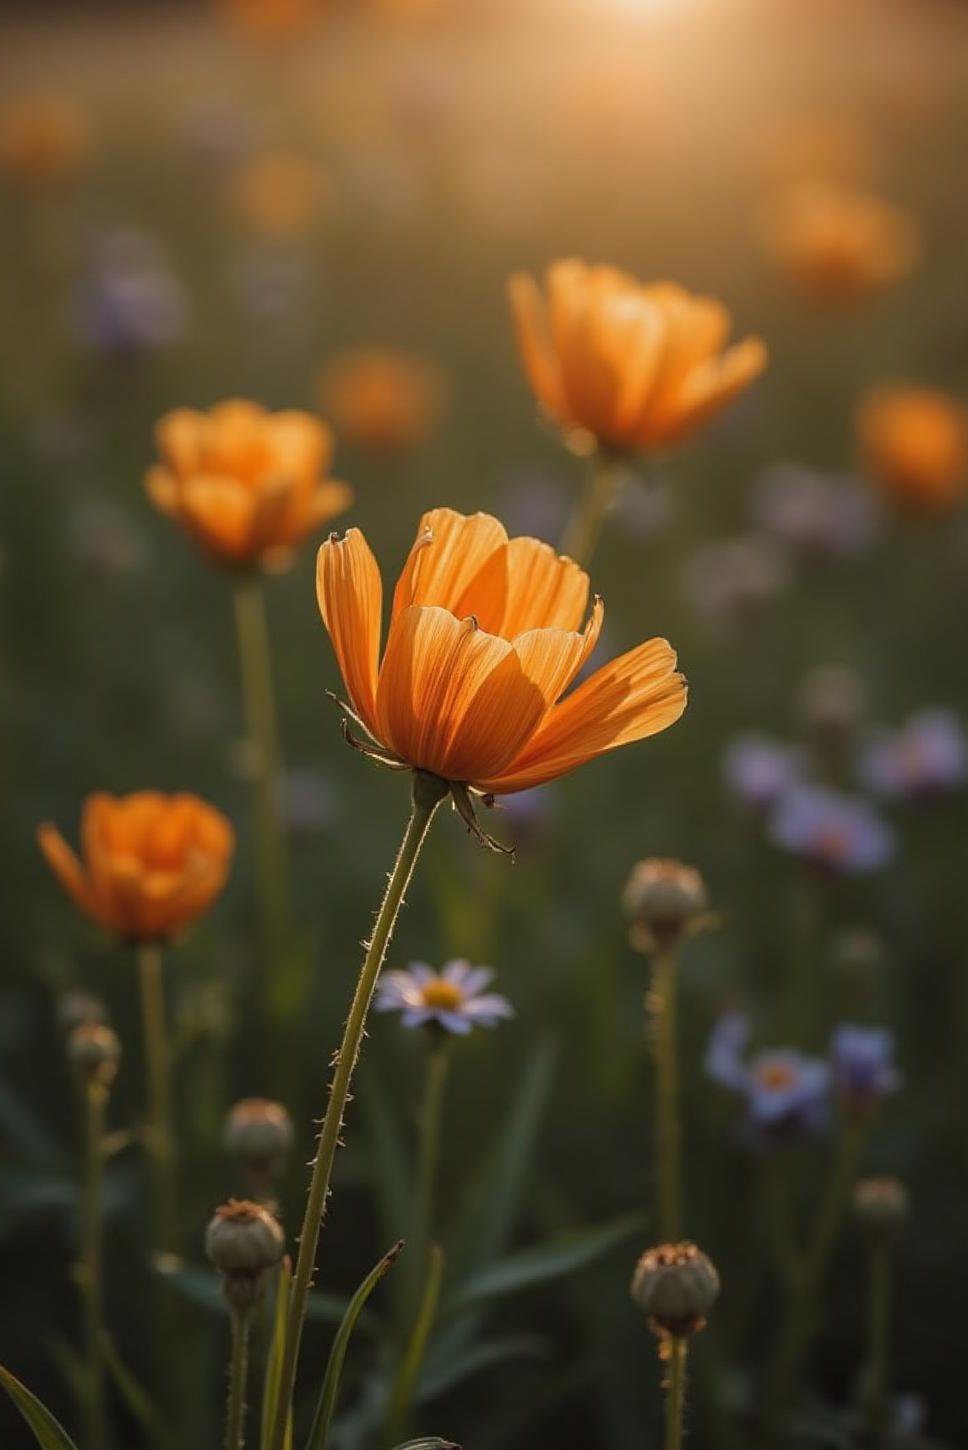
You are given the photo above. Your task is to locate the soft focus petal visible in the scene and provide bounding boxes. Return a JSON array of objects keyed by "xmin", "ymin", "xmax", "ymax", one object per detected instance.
[{"xmin": 316, "ymin": 528, "xmax": 383, "ymax": 733}]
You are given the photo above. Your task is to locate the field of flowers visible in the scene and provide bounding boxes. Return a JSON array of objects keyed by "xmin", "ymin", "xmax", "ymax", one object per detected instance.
[{"xmin": 1, "ymin": 2, "xmax": 967, "ymax": 1448}]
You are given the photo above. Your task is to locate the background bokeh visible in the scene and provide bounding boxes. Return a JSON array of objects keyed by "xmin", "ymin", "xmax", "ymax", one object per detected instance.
[{"xmin": 2, "ymin": 1, "xmax": 967, "ymax": 1447}]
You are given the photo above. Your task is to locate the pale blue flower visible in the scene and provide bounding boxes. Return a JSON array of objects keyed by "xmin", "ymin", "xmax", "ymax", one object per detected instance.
[
  {"xmin": 706, "ymin": 1012, "xmax": 830, "ymax": 1144},
  {"xmin": 375, "ymin": 960, "xmax": 513, "ymax": 1035},
  {"xmin": 829, "ymin": 1024, "xmax": 900, "ymax": 1109},
  {"xmin": 861, "ymin": 709, "xmax": 968, "ymax": 799},
  {"xmin": 769, "ymin": 785, "xmax": 895, "ymax": 873}
]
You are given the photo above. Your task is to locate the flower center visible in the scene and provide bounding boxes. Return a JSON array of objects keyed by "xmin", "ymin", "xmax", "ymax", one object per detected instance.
[
  {"xmin": 756, "ymin": 1062, "xmax": 798, "ymax": 1092},
  {"xmin": 420, "ymin": 980, "xmax": 465, "ymax": 1010}
]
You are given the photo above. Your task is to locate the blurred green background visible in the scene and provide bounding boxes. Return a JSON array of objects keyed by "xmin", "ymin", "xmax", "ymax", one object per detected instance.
[{"xmin": 1, "ymin": 1, "xmax": 967, "ymax": 1447}]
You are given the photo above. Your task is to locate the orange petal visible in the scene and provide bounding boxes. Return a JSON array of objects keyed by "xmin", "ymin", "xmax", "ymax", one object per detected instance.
[
  {"xmin": 648, "ymin": 335, "xmax": 768, "ymax": 446},
  {"xmin": 499, "ymin": 536, "xmax": 590, "ymax": 635},
  {"xmin": 155, "ymin": 408, "xmax": 205, "ymax": 478},
  {"xmin": 268, "ymin": 411, "xmax": 333, "ymax": 483},
  {"xmin": 508, "ymin": 272, "xmax": 566, "ymax": 418},
  {"xmin": 478, "ymin": 637, "xmax": 686, "ymax": 794},
  {"xmin": 36, "ymin": 824, "xmax": 100, "ymax": 923},
  {"xmin": 316, "ymin": 527, "xmax": 383, "ymax": 733},
  {"xmin": 375, "ymin": 605, "xmax": 544, "ymax": 780},
  {"xmin": 511, "ymin": 595, "xmax": 604, "ymax": 708},
  {"xmin": 145, "ymin": 466, "xmax": 180, "ymax": 516},
  {"xmin": 391, "ymin": 509, "xmax": 508, "ymax": 630},
  {"xmin": 178, "ymin": 474, "xmax": 260, "ymax": 562}
]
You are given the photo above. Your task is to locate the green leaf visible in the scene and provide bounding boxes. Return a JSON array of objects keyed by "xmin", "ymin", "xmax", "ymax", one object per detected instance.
[
  {"xmin": 446, "ymin": 1214, "xmax": 645, "ymax": 1314},
  {"xmin": 389, "ymin": 1441, "xmax": 460, "ymax": 1450},
  {"xmin": 448, "ymin": 1038, "xmax": 558, "ymax": 1284},
  {"xmin": 417, "ymin": 1334, "xmax": 550, "ymax": 1402},
  {"xmin": 304, "ymin": 1240, "xmax": 404, "ymax": 1450},
  {"xmin": 0, "ymin": 1364, "xmax": 79, "ymax": 1450},
  {"xmin": 100, "ymin": 1334, "xmax": 160, "ymax": 1439},
  {"xmin": 385, "ymin": 1246, "xmax": 445, "ymax": 1443},
  {"xmin": 261, "ymin": 1260, "xmax": 293, "ymax": 1450}
]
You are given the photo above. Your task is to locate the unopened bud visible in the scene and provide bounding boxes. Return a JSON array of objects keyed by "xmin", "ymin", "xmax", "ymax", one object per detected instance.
[
  {"xmin": 223, "ymin": 1098, "xmax": 293, "ymax": 1174},
  {"xmin": 623, "ymin": 859, "xmax": 709, "ymax": 951},
  {"xmin": 631, "ymin": 1242, "xmax": 720, "ymax": 1337},
  {"xmin": 853, "ymin": 1177, "xmax": 909, "ymax": 1239},
  {"xmin": 205, "ymin": 1199, "xmax": 285, "ymax": 1314},
  {"xmin": 68, "ymin": 1023, "xmax": 120, "ymax": 1088},
  {"xmin": 797, "ymin": 665, "xmax": 865, "ymax": 755}
]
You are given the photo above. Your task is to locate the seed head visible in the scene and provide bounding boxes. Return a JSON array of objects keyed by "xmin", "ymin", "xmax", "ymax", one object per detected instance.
[
  {"xmin": 853, "ymin": 1176, "xmax": 909, "ymax": 1239},
  {"xmin": 222, "ymin": 1098, "xmax": 294, "ymax": 1169},
  {"xmin": 67, "ymin": 1022, "xmax": 121, "ymax": 1088},
  {"xmin": 623, "ymin": 859, "xmax": 709, "ymax": 951},
  {"xmin": 205, "ymin": 1199, "xmax": 286, "ymax": 1314},
  {"xmin": 631, "ymin": 1242, "xmax": 720, "ymax": 1337}
]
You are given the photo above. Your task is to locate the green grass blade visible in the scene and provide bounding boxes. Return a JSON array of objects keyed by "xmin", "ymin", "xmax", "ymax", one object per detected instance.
[
  {"xmin": 261, "ymin": 1258, "xmax": 293, "ymax": 1450},
  {"xmin": 0, "ymin": 1365, "xmax": 79, "ymax": 1450},
  {"xmin": 303, "ymin": 1240, "xmax": 404, "ymax": 1450}
]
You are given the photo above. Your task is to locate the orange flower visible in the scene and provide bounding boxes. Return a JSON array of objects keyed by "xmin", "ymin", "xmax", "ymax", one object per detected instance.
[
  {"xmin": 146, "ymin": 399, "xmax": 352, "ymax": 570},
  {"xmin": 219, "ymin": 0, "xmax": 322, "ymax": 38},
  {"xmin": 316, "ymin": 509, "xmax": 686, "ymax": 834},
  {"xmin": 762, "ymin": 181, "xmax": 918, "ymax": 304},
  {"xmin": 0, "ymin": 94, "xmax": 90, "ymax": 186},
  {"xmin": 508, "ymin": 260, "xmax": 767, "ymax": 455},
  {"xmin": 229, "ymin": 153, "xmax": 328, "ymax": 238},
  {"xmin": 317, "ymin": 348, "xmax": 446, "ymax": 453},
  {"xmin": 857, "ymin": 387, "xmax": 968, "ymax": 512},
  {"xmin": 38, "ymin": 793, "xmax": 234, "ymax": 942}
]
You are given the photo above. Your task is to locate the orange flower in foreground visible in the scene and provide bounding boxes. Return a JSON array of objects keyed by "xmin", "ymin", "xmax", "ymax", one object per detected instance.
[
  {"xmin": 857, "ymin": 387, "xmax": 968, "ymax": 512},
  {"xmin": 509, "ymin": 260, "xmax": 767, "ymax": 455},
  {"xmin": 762, "ymin": 181, "xmax": 918, "ymax": 304},
  {"xmin": 147, "ymin": 399, "xmax": 352, "ymax": 570},
  {"xmin": 318, "ymin": 348, "xmax": 446, "ymax": 453},
  {"xmin": 38, "ymin": 792, "xmax": 234, "ymax": 942},
  {"xmin": 316, "ymin": 509, "xmax": 686, "ymax": 833}
]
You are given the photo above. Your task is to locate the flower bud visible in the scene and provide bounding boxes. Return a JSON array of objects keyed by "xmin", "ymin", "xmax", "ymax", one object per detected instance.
[
  {"xmin": 67, "ymin": 1022, "xmax": 121, "ymax": 1089},
  {"xmin": 630, "ymin": 1242, "xmax": 720, "ymax": 1336},
  {"xmin": 223, "ymin": 1098, "xmax": 293, "ymax": 1184},
  {"xmin": 853, "ymin": 1176, "xmax": 909, "ymax": 1239},
  {"xmin": 797, "ymin": 665, "xmax": 865, "ymax": 757},
  {"xmin": 58, "ymin": 991, "xmax": 108, "ymax": 1033},
  {"xmin": 205, "ymin": 1199, "xmax": 286, "ymax": 1314},
  {"xmin": 829, "ymin": 927, "xmax": 886, "ymax": 984},
  {"xmin": 623, "ymin": 859, "xmax": 709, "ymax": 951}
]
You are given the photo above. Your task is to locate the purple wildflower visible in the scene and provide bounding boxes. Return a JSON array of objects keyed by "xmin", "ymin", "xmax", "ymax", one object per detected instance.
[
  {"xmin": 768, "ymin": 785, "xmax": 895, "ymax": 873},
  {"xmin": 75, "ymin": 230, "xmax": 187, "ymax": 356},
  {"xmin": 754, "ymin": 463, "xmax": 881, "ymax": 560},
  {"xmin": 723, "ymin": 734, "xmax": 803, "ymax": 810},
  {"xmin": 861, "ymin": 709, "xmax": 968, "ymax": 799},
  {"xmin": 375, "ymin": 960, "xmax": 513, "ymax": 1036},
  {"xmin": 829, "ymin": 1024, "xmax": 900, "ymax": 1111},
  {"xmin": 706, "ymin": 1012, "xmax": 830, "ymax": 1144}
]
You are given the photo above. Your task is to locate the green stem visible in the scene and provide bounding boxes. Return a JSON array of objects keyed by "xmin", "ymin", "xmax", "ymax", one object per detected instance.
[
  {"xmin": 137, "ymin": 941, "xmax": 176, "ymax": 1255},
  {"xmin": 233, "ymin": 576, "xmax": 291, "ymax": 1001},
  {"xmin": 785, "ymin": 870, "xmax": 821, "ymax": 1046},
  {"xmin": 649, "ymin": 946, "xmax": 682, "ymax": 1241},
  {"xmin": 559, "ymin": 450, "xmax": 625, "ymax": 567},
  {"xmin": 663, "ymin": 1335, "xmax": 689, "ymax": 1450},
  {"xmin": 267, "ymin": 771, "xmax": 447, "ymax": 1450},
  {"xmin": 224, "ymin": 1310, "xmax": 251, "ymax": 1450},
  {"xmin": 861, "ymin": 1241, "xmax": 893, "ymax": 1442},
  {"xmin": 385, "ymin": 1244, "xmax": 445, "ymax": 1445},
  {"xmin": 81, "ymin": 1080, "xmax": 108, "ymax": 1450},
  {"xmin": 411, "ymin": 1035, "xmax": 450, "ymax": 1284}
]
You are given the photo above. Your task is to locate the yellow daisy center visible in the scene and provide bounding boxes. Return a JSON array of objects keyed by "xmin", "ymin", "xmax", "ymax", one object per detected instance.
[
  {"xmin": 756, "ymin": 1062, "xmax": 797, "ymax": 1092},
  {"xmin": 420, "ymin": 979, "xmax": 465, "ymax": 1010}
]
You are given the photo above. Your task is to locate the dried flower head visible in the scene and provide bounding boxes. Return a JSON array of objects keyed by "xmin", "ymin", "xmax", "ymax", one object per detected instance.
[
  {"xmin": 57, "ymin": 991, "xmax": 108, "ymax": 1033},
  {"xmin": 622, "ymin": 858, "xmax": 710, "ymax": 951},
  {"xmin": 205, "ymin": 1199, "xmax": 286, "ymax": 1313},
  {"xmin": 147, "ymin": 399, "xmax": 351, "ymax": 571},
  {"xmin": 509, "ymin": 261, "xmax": 766, "ymax": 456},
  {"xmin": 67, "ymin": 1023, "xmax": 121, "ymax": 1089},
  {"xmin": 631, "ymin": 1242, "xmax": 720, "ymax": 1337},
  {"xmin": 38, "ymin": 792, "xmax": 234, "ymax": 943},
  {"xmin": 853, "ymin": 1176, "xmax": 909, "ymax": 1238},
  {"xmin": 223, "ymin": 1098, "xmax": 294, "ymax": 1171}
]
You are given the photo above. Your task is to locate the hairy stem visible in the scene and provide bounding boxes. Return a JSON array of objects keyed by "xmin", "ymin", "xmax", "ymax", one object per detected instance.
[{"xmin": 559, "ymin": 450, "xmax": 625, "ymax": 567}]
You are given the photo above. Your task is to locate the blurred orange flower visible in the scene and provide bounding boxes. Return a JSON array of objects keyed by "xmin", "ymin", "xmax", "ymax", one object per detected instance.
[
  {"xmin": 318, "ymin": 348, "xmax": 446, "ymax": 453},
  {"xmin": 317, "ymin": 508, "xmax": 686, "ymax": 808},
  {"xmin": 230, "ymin": 154, "xmax": 329, "ymax": 238},
  {"xmin": 762, "ymin": 181, "xmax": 918, "ymax": 304},
  {"xmin": 147, "ymin": 399, "xmax": 352, "ymax": 570},
  {"xmin": 38, "ymin": 793, "xmax": 234, "ymax": 943},
  {"xmin": 857, "ymin": 387, "xmax": 968, "ymax": 512},
  {"xmin": 0, "ymin": 94, "xmax": 90, "ymax": 186},
  {"xmin": 219, "ymin": 0, "xmax": 322, "ymax": 38},
  {"xmin": 509, "ymin": 261, "xmax": 766, "ymax": 455}
]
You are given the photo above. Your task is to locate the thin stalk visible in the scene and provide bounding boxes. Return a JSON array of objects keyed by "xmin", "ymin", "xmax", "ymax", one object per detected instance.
[
  {"xmin": 785, "ymin": 870, "xmax": 821, "ymax": 1046},
  {"xmin": 761, "ymin": 1120, "xmax": 865, "ymax": 1438},
  {"xmin": 384, "ymin": 1244, "xmax": 445, "ymax": 1445},
  {"xmin": 559, "ymin": 450, "xmax": 625, "ymax": 567},
  {"xmin": 267, "ymin": 771, "xmax": 447, "ymax": 1450},
  {"xmin": 81, "ymin": 1079, "xmax": 108, "ymax": 1450},
  {"xmin": 137, "ymin": 941, "xmax": 176, "ymax": 1255},
  {"xmin": 649, "ymin": 946, "xmax": 682, "ymax": 1241},
  {"xmin": 411, "ymin": 1035, "xmax": 450, "ymax": 1288},
  {"xmin": 224, "ymin": 1310, "xmax": 251, "ymax": 1450},
  {"xmin": 861, "ymin": 1241, "xmax": 893, "ymax": 1442},
  {"xmin": 663, "ymin": 1335, "xmax": 689, "ymax": 1450},
  {"xmin": 233, "ymin": 575, "xmax": 290, "ymax": 999}
]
